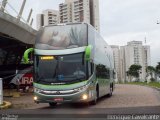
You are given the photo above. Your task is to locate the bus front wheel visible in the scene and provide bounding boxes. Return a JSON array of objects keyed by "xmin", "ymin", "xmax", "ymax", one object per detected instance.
[
  {"xmin": 90, "ymin": 86, "xmax": 99, "ymax": 105},
  {"xmin": 49, "ymin": 102, "xmax": 57, "ymax": 107}
]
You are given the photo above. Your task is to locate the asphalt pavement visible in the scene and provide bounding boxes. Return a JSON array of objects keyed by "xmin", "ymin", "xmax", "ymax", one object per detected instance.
[{"xmin": 1, "ymin": 84, "xmax": 160, "ymax": 120}]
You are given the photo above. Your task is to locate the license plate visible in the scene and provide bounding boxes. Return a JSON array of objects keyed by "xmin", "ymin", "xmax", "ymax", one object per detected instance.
[{"xmin": 54, "ymin": 98, "xmax": 63, "ymax": 102}]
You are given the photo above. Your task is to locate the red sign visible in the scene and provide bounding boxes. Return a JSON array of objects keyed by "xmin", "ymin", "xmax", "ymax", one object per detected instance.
[{"xmin": 19, "ymin": 74, "xmax": 33, "ymax": 85}]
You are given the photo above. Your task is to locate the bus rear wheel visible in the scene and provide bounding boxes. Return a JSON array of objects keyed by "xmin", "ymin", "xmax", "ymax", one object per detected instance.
[
  {"xmin": 49, "ymin": 102, "xmax": 57, "ymax": 107},
  {"xmin": 108, "ymin": 84, "xmax": 113, "ymax": 97}
]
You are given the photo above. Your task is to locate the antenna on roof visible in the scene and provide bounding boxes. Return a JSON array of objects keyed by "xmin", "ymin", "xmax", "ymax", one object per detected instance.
[{"xmin": 144, "ymin": 36, "xmax": 147, "ymax": 45}]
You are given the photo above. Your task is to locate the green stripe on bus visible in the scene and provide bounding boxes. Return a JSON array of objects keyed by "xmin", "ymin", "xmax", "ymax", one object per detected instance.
[{"xmin": 33, "ymin": 80, "xmax": 88, "ymax": 89}]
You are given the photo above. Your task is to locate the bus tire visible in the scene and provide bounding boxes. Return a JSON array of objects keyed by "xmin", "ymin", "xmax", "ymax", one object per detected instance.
[
  {"xmin": 108, "ymin": 84, "xmax": 113, "ymax": 97},
  {"xmin": 49, "ymin": 102, "xmax": 57, "ymax": 107},
  {"xmin": 90, "ymin": 85, "xmax": 99, "ymax": 105}
]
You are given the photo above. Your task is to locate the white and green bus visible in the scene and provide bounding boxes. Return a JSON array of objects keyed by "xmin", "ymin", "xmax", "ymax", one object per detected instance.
[{"xmin": 24, "ymin": 23, "xmax": 115, "ymax": 106}]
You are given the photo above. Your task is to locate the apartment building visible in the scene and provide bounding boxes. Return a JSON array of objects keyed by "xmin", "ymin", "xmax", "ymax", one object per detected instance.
[
  {"xmin": 36, "ymin": 9, "xmax": 59, "ymax": 30},
  {"xmin": 89, "ymin": 0, "xmax": 100, "ymax": 32},
  {"xmin": 111, "ymin": 41, "xmax": 151, "ymax": 83},
  {"xmin": 59, "ymin": 0, "xmax": 100, "ymax": 32},
  {"xmin": 37, "ymin": 0, "xmax": 100, "ymax": 31},
  {"xmin": 123, "ymin": 41, "xmax": 150, "ymax": 82},
  {"xmin": 59, "ymin": 0, "xmax": 72, "ymax": 23},
  {"xmin": 72, "ymin": 0, "xmax": 90, "ymax": 24},
  {"xmin": 111, "ymin": 45, "xmax": 121, "ymax": 82}
]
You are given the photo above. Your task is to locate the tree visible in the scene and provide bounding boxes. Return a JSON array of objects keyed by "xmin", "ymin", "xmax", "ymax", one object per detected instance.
[
  {"xmin": 156, "ymin": 62, "xmax": 160, "ymax": 74},
  {"xmin": 146, "ymin": 66, "xmax": 156, "ymax": 82},
  {"xmin": 127, "ymin": 64, "xmax": 142, "ymax": 81},
  {"xmin": 155, "ymin": 62, "xmax": 160, "ymax": 81},
  {"xmin": 146, "ymin": 66, "xmax": 156, "ymax": 76}
]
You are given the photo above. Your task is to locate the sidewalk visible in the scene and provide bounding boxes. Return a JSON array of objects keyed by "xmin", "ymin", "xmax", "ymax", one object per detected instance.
[
  {"xmin": 4, "ymin": 92, "xmax": 35, "ymax": 109},
  {"xmin": 0, "ymin": 101, "xmax": 12, "ymax": 109},
  {"xmin": 4, "ymin": 92, "xmax": 47, "ymax": 109}
]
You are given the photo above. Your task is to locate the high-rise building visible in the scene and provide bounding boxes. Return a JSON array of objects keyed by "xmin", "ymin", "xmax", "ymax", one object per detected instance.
[
  {"xmin": 36, "ymin": 14, "xmax": 44, "ymax": 30},
  {"xmin": 119, "ymin": 46, "xmax": 126, "ymax": 83},
  {"xmin": 37, "ymin": 0, "xmax": 100, "ymax": 31},
  {"xmin": 59, "ymin": 0, "xmax": 72, "ymax": 23},
  {"xmin": 72, "ymin": 0, "xmax": 90, "ymax": 24},
  {"xmin": 111, "ymin": 45, "xmax": 121, "ymax": 82},
  {"xmin": 89, "ymin": 0, "xmax": 100, "ymax": 32},
  {"xmin": 122, "ymin": 41, "xmax": 151, "ymax": 82},
  {"xmin": 111, "ymin": 41, "xmax": 151, "ymax": 83},
  {"xmin": 59, "ymin": 0, "xmax": 100, "ymax": 32},
  {"xmin": 36, "ymin": 9, "xmax": 59, "ymax": 30}
]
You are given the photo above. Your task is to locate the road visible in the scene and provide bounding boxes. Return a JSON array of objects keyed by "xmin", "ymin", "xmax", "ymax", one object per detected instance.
[{"xmin": 1, "ymin": 84, "xmax": 160, "ymax": 119}]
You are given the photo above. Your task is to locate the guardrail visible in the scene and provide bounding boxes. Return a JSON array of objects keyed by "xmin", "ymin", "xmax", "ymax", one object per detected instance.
[{"xmin": 0, "ymin": 0, "xmax": 33, "ymax": 26}]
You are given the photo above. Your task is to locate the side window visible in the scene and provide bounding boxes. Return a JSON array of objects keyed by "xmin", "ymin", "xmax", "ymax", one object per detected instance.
[
  {"xmin": 96, "ymin": 64, "xmax": 100, "ymax": 77},
  {"xmin": 88, "ymin": 62, "xmax": 94, "ymax": 77},
  {"xmin": 106, "ymin": 69, "xmax": 110, "ymax": 79},
  {"xmin": 109, "ymin": 70, "xmax": 113, "ymax": 79},
  {"xmin": 96, "ymin": 64, "xmax": 110, "ymax": 79},
  {"xmin": 91, "ymin": 63, "xmax": 94, "ymax": 74},
  {"xmin": 88, "ymin": 62, "xmax": 91, "ymax": 77},
  {"xmin": 113, "ymin": 70, "xmax": 116, "ymax": 79}
]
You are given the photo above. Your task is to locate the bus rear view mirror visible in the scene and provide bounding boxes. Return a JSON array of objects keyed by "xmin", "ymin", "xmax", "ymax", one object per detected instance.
[
  {"xmin": 23, "ymin": 48, "xmax": 34, "ymax": 64},
  {"xmin": 85, "ymin": 45, "xmax": 92, "ymax": 61}
]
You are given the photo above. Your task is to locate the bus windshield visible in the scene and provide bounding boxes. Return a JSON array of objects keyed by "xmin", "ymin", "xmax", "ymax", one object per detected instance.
[{"xmin": 34, "ymin": 53, "xmax": 86, "ymax": 84}]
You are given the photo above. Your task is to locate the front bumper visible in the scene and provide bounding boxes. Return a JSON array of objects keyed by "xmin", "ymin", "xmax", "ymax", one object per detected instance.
[{"xmin": 34, "ymin": 89, "xmax": 94, "ymax": 103}]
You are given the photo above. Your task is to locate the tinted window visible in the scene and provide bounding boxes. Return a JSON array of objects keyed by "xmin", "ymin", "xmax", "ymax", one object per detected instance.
[
  {"xmin": 35, "ymin": 53, "xmax": 87, "ymax": 83},
  {"xmin": 96, "ymin": 64, "xmax": 110, "ymax": 79}
]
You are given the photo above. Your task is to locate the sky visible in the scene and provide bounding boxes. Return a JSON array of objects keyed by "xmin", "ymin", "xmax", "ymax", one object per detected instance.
[{"xmin": 3, "ymin": 0, "xmax": 160, "ymax": 66}]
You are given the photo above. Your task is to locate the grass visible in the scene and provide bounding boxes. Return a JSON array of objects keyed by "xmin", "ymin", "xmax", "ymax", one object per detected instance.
[{"xmin": 125, "ymin": 81, "xmax": 160, "ymax": 88}]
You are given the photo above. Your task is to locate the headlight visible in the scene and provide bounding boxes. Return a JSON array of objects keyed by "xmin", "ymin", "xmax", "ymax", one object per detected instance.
[
  {"xmin": 74, "ymin": 84, "xmax": 89, "ymax": 92},
  {"xmin": 34, "ymin": 87, "xmax": 43, "ymax": 93},
  {"xmin": 82, "ymin": 94, "xmax": 88, "ymax": 100},
  {"xmin": 34, "ymin": 96, "xmax": 38, "ymax": 101}
]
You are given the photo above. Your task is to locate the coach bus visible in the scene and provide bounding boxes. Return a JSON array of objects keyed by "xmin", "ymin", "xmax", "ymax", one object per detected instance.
[{"xmin": 24, "ymin": 23, "xmax": 115, "ymax": 106}]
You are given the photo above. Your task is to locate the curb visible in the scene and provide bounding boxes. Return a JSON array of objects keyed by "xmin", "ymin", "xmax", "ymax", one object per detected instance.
[
  {"xmin": 125, "ymin": 84, "xmax": 160, "ymax": 91},
  {"xmin": 149, "ymin": 86, "xmax": 160, "ymax": 91},
  {"xmin": 0, "ymin": 101, "xmax": 12, "ymax": 109}
]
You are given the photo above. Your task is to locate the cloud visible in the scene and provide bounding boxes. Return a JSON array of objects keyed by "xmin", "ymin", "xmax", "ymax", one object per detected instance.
[
  {"xmin": 99, "ymin": 0, "xmax": 160, "ymax": 66},
  {"xmin": 3, "ymin": 0, "xmax": 160, "ymax": 66},
  {"xmin": 5, "ymin": 0, "xmax": 64, "ymax": 26}
]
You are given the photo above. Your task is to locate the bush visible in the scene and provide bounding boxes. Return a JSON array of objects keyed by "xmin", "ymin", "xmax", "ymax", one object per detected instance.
[{"xmin": 150, "ymin": 78, "xmax": 156, "ymax": 82}]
